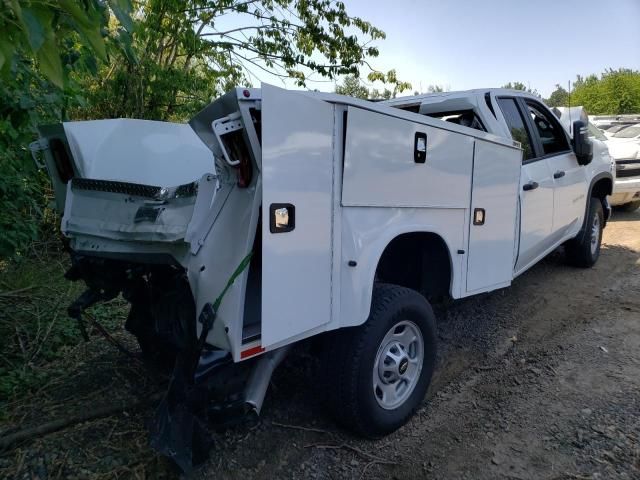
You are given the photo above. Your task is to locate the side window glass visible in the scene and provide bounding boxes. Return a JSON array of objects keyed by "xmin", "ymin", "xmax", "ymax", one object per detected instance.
[
  {"xmin": 525, "ymin": 102, "xmax": 570, "ymax": 156},
  {"xmin": 497, "ymin": 98, "xmax": 534, "ymax": 161}
]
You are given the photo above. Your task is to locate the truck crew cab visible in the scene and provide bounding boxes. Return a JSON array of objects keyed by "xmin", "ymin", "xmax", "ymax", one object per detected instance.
[
  {"xmin": 32, "ymin": 85, "xmax": 613, "ymax": 470},
  {"xmin": 386, "ymin": 90, "xmax": 614, "ymax": 272}
]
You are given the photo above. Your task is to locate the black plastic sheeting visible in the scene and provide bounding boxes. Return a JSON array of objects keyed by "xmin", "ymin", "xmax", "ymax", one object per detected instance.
[
  {"xmin": 148, "ymin": 363, "xmax": 212, "ymax": 472},
  {"xmin": 148, "ymin": 336, "xmax": 235, "ymax": 472}
]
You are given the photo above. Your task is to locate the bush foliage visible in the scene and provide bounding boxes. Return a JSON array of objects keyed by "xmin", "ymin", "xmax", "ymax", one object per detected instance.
[
  {"xmin": 570, "ymin": 69, "xmax": 640, "ymax": 115},
  {"xmin": 545, "ymin": 69, "xmax": 640, "ymax": 114},
  {"xmin": 0, "ymin": 0, "xmax": 393, "ymax": 258}
]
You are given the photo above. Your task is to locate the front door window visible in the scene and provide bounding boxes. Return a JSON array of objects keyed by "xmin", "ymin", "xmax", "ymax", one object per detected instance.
[{"xmin": 524, "ymin": 102, "xmax": 570, "ymax": 157}]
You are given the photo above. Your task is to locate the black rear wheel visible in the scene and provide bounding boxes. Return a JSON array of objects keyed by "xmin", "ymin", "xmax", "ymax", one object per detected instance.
[{"xmin": 322, "ymin": 283, "xmax": 437, "ymax": 437}]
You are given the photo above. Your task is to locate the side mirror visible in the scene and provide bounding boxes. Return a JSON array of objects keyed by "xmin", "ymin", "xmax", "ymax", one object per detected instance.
[{"xmin": 573, "ymin": 120, "xmax": 593, "ymax": 166}]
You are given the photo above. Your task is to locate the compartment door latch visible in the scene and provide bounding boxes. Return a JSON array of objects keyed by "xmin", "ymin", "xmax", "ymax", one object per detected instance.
[
  {"xmin": 269, "ymin": 203, "xmax": 295, "ymax": 233},
  {"xmin": 414, "ymin": 132, "xmax": 427, "ymax": 163}
]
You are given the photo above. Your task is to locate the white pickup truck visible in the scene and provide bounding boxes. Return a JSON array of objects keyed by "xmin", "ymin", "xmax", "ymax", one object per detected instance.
[
  {"xmin": 33, "ymin": 85, "xmax": 613, "ymax": 470},
  {"xmin": 605, "ymin": 123, "xmax": 640, "ymax": 211}
]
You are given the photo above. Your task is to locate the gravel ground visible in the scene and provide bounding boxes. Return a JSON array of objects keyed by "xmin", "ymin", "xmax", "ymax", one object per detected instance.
[{"xmin": 1, "ymin": 208, "xmax": 639, "ymax": 479}]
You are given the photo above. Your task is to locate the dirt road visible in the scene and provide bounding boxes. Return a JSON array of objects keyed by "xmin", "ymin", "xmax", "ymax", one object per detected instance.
[{"xmin": 2, "ymin": 209, "xmax": 639, "ymax": 479}]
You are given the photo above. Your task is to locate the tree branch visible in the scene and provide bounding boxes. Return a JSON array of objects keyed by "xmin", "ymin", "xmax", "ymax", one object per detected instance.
[{"xmin": 0, "ymin": 393, "xmax": 163, "ymax": 450}]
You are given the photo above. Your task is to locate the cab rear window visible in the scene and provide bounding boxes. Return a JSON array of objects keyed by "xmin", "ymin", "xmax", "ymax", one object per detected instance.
[{"xmin": 497, "ymin": 98, "xmax": 534, "ymax": 160}]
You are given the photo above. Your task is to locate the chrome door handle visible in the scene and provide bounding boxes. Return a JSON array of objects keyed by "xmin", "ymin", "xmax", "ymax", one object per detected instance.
[
  {"xmin": 553, "ymin": 170, "xmax": 565, "ymax": 179},
  {"xmin": 523, "ymin": 181, "xmax": 539, "ymax": 191}
]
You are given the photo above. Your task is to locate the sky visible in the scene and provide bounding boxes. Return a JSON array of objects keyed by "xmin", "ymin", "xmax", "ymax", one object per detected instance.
[{"xmin": 240, "ymin": 0, "xmax": 640, "ymax": 98}]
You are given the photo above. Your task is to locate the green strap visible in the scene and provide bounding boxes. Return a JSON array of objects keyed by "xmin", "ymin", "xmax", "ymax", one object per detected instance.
[{"xmin": 212, "ymin": 251, "xmax": 253, "ymax": 313}]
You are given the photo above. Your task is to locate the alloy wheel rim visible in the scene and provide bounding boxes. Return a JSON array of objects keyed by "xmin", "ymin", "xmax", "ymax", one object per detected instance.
[{"xmin": 373, "ymin": 320, "xmax": 424, "ymax": 410}]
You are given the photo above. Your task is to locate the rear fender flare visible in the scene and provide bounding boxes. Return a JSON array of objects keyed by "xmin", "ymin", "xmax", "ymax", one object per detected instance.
[{"xmin": 339, "ymin": 224, "xmax": 455, "ymax": 329}]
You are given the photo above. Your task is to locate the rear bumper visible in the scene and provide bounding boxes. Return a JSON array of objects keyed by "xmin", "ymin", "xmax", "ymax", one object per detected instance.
[{"xmin": 611, "ymin": 177, "xmax": 640, "ymax": 206}]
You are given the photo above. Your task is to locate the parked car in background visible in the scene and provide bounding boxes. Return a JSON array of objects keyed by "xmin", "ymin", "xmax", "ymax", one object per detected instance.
[
  {"xmin": 603, "ymin": 123, "xmax": 633, "ymax": 138},
  {"xmin": 608, "ymin": 123, "xmax": 640, "ymax": 143},
  {"xmin": 606, "ymin": 124, "xmax": 640, "ymax": 211},
  {"xmin": 591, "ymin": 114, "xmax": 640, "ymax": 131}
]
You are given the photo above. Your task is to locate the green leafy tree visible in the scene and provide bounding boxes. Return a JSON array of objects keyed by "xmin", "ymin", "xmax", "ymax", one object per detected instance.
[
  {"xmin": 336, "ymin": 71, "xmax": 411, "ymax": 100},
  {"xmin": 501, "ymin": 81, "xmax": 540, "ymax": 97},
  {"xmin": 412, "ymin": 85, "xmax": 449, "ymax": 95},
  {"xmin": 0, "ymin": 0, "xmax": 133, "ymax": 88},
  {"xmin": 502, "ymin": 81, "xmax": 526, "ymax": 91},
  {"xmin": 0, "ymin": 59, "xmax": 63, "ymax": 257},
  {"xmin": 336, "ymin": 75, "xmax": 371, "ymax": 99},
  {"xmin": 0, "ymin": 1, "xmax": 133, "ymax": 257},
  {"xmin": 546, "ymin": 84, "xmax": 570, "ymax": 107},
  {"xmin": 367, "ymin": 69, "xmax": 411, "ymax": 99},
  {"xmin": 81, "ymin": 0, "xmax": 388, "ymax": 121},
  {"xmin": 570, "ymin": 68, "xmax": 640, "ymax": 114}
]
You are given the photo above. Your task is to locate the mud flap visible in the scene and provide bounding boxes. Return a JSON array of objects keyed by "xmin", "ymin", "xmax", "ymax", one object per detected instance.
[
  {"xmin": 149, "ymin": 302, "xmax": 218, "ymax": 472},
  {"xmin": 149, "ymin": 355, "xmax": 213, "ymax": 472}
]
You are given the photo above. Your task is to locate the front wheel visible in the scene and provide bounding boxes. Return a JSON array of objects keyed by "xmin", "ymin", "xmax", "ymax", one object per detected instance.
[
  {"xmin": 565, "ymin": 197, "xmax": 604, "ymax": 268},
  {"xmin": 322, "ymin": 284, "xmax": 437, "ymax": 437}
]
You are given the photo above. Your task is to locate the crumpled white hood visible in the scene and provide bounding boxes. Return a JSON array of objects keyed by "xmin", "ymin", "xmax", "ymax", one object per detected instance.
[{"xmin": 63, "ymin": 119, "xmax": 214, "ymax": 186}]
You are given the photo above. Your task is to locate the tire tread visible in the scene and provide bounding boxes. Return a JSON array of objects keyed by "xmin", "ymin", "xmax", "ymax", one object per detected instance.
[
  {"xmin": 322, "ymin": 283, "xmax": 436, "ymax": 437},
  {"xmin": 565, "ymin": 197, "xmax": 604, "ymax": 268}
]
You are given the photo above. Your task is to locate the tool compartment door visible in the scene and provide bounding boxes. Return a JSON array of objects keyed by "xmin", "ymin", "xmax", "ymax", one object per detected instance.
[
  {"xmin": 260, "ymin": 85, "xmax": 334, "ymax": 347},
  {"xmin": 342, "ymin": 106, "xmax": 474, "ymax": 208},
  {"xmin": 466, "ymin": 139, "xmax": 522, "ymax": 294}
]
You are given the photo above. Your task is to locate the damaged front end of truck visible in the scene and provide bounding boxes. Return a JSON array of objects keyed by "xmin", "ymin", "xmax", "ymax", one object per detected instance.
[{"xmin": 32, "ymin": 88, "xmax": 283, "ymax": 472}]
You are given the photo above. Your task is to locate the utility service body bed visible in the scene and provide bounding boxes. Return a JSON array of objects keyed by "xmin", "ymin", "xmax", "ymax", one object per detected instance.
[{"xmin": 53, "ymin": 85, "xmax": 523, "ymax": 362}]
